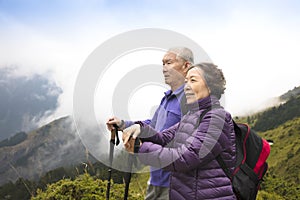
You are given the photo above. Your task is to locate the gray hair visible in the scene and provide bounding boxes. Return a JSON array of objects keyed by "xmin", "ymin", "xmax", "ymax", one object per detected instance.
[
  {"xmin": 168, "ymin": 47, "xmax": 194, "ymax": 64},
  {"xmin": 187, "ymin": 63, "xmax": 226, "ymax": 99}
]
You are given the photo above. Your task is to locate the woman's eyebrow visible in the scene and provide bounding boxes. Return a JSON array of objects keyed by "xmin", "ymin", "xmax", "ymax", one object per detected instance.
[{"xmin": 188, "ymin": 75, "xmax": 199, "ymax": 79}]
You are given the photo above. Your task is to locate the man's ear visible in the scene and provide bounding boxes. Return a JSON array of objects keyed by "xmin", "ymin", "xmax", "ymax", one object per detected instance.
[{"xmin": 182, "ymin": 62, "xmax": 191, "ymax": 74}]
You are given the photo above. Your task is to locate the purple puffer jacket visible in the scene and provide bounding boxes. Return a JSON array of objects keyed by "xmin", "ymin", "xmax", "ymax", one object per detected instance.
[{"xmin": 138, "ymin": 96, "xmax": 237, "ymax": 200}]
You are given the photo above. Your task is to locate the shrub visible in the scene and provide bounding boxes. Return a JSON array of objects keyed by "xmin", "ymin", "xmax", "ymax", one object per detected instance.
[{"xmin": 31, "ymin": 173, "xmax": 143, "ymax": 200}]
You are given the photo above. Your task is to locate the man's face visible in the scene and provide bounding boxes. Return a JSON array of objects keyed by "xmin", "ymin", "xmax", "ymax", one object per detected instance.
[{"xmin": 162, "ymin": 52, "xmax": 186, "ymax": 88}]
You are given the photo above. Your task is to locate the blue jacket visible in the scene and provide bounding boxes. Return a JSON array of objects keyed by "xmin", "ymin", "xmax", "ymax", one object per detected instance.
[{"xmin": 126, "ymin": 85, "xmax": 186, "ymax": 187}]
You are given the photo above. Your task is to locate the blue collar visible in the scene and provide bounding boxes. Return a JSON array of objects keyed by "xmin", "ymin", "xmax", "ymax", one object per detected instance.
[{"xmin": 164, "ymin": 84, "xmax": 185, "ymax": 97}]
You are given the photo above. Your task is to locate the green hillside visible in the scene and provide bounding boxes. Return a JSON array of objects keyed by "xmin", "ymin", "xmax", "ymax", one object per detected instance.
[
  {"xmin": 235, "ymin": 95, "xmax": 300, "ymax": 132},
  {"xmin": 253, "ymin": 95, "xmax": 300, "ymax": 132},
  {"xmin": 258, "ymin": 117, "xmax": 300, "ymax": 200}
]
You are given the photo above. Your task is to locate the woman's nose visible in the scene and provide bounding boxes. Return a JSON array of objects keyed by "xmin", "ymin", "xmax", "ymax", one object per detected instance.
[{"xmin": 184, "ymin": 83, "xmax": 190, "ymax": 91}]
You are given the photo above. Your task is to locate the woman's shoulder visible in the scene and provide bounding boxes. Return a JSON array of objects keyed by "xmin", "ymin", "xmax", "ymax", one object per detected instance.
[{"xmin": 202, "ymin": 106, "xmax": 233, "ymax": 123}]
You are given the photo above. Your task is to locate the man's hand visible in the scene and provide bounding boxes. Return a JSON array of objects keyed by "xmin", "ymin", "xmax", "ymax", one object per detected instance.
[
  {"xmin": 106, "ymin": 117, "xmax": 125, "ymax": 131},
  {"xmin": 122, "ymin": 124, "xmax": 141, "ymax": 154}
]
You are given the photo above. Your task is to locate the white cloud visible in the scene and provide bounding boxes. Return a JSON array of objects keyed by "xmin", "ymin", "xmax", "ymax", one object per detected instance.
[
  {"xmin": 1, "ymin": 0, "xmax": 300, "ymax": 121},
  {"xmin": 186, "ymin": 11, "xmax": 300, "ymax": 115}
]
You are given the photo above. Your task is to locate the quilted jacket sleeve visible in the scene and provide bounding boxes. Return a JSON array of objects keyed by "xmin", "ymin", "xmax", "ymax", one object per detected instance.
[
  {"xmin": 137, "ymin": 121, "xmax": 179, "ymax": 146},
  {"xmin": 138, "ymin": 110, "xmax": 234, "ymax": 172}
]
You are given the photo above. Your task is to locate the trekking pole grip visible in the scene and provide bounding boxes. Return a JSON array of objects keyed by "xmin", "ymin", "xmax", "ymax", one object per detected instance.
[{"xmin": 113, "ymin": 124, "xmax": 120, "ymax": 145}]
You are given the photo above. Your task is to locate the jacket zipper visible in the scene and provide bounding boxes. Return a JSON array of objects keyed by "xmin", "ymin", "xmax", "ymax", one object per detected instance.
[{"xmin": 195, "ymin": 169, "xmax": 198, "ymax": 199}]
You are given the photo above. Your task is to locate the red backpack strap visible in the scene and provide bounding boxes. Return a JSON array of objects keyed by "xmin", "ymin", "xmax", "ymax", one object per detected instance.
[{"xmin": 253, "ymin": 139, "xmax": 271, "ymax": 175}]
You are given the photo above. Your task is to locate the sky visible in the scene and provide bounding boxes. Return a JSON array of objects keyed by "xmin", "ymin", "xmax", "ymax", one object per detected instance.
[{"xmin": 1, "ymin": 0, "xmax": 300, "ymax": 124}]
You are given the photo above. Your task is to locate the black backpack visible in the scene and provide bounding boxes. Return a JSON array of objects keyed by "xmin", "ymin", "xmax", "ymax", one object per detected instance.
[{"xmin": 199, "ymin": 107, "xmax": 271, "ymax": 200}]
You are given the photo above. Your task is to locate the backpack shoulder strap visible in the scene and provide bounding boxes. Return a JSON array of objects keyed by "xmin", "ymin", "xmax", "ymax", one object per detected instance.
[
  {"xmin": 196, "ymin": 106, "xmax": 232, "ymax": 178},
  {"xmin": 196, "ymin": 107, "xmax": 213, "ymax": 125},
  {"xmin": 195, "ymin": 105, "xmax": 222, "ymax": 128},
  {"xmin": 216, "ymin": 154, "xmax": 232, "ymax": 179},
  {"xmin": 216, "ymin": 119, "xmax": 240, "ymax": 179}
]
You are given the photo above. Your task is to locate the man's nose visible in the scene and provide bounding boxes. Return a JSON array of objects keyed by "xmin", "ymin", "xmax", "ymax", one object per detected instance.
[{"xmin": 162, "ymin": 65, "xmax": 168, "ymax": 72}]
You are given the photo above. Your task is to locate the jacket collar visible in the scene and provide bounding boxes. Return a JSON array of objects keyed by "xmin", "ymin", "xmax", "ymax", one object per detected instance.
[
  {"xmin": 187, "ymin": 95, "xmax": 221, "ymax": 112},
  {"xmin": 164, "ymin": 84, "xmax": 185, "ymax": 97}
]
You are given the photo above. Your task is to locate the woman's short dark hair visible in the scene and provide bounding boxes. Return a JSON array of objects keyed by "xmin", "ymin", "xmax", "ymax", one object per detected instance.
[{"xmin": 188, "ymin": 63, "xmax": 226, "ymax": 99}]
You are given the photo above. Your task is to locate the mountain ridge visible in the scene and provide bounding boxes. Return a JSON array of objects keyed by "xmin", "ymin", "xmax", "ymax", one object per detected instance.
[
  {"xmin": 0, "ymin": 67, "xmax": 62, "ymax": 140},
  {"xmin": 0, "ymin": 116, "xmax": 90, "ymax": 186}
]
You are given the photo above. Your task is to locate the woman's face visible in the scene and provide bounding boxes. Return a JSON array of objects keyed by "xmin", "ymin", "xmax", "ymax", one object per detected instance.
[{"xmin": 184, "ymin": 67, "xmax": 210, "ymax": 104}]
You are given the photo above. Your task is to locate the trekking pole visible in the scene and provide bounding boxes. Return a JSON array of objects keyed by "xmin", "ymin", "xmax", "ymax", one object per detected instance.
[
  {"xmin": 124, "ymin": 153, "xmax": 134, "ymax": 200},
  {"xmin": 106, "ymin": 124, "xmax": 120, "ymax": 200},
  {"xmin": 124, "ymin": 135, "xmax": 140, "ymax": 200}
]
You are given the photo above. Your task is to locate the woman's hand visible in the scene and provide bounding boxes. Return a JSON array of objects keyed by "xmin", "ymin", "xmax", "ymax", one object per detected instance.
[
  {"xmin": 106, "ymin": 116, "xmax": 125, "ymax": 131},
  {"xmin": 122, "ymin": 124, "xmax": 141, "ymax": 154}
]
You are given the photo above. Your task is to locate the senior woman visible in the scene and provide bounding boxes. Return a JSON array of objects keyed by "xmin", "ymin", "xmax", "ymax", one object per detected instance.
[{"xmin": 123, "ymin": 63, "xmax": 237, "ymax": 200}]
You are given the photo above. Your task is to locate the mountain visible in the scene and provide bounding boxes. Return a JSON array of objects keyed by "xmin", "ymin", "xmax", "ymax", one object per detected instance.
[
  {"xmin": 280, "ymin": 86, "xmax": 300, "ymax": 101},
  {"xmin": 252, "ymin": 95, "xmax": 300, "ymax": 131},
  {"xmin": 234, "ymin": 86, "xmax": 300, "ymax": 132},
  {"xmin": 0, "ymin": 116, "xmax": 90, "ymax": 186},
  {"xmin": 0, "ymin": 67, "xmax": 62, "ymax": 140},
  {"xmin": 0, "ymin": 131, "xmax": 27, "ymax": 148}
]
